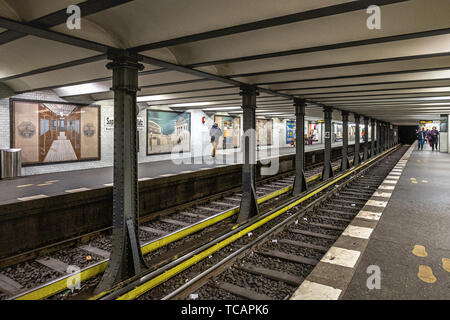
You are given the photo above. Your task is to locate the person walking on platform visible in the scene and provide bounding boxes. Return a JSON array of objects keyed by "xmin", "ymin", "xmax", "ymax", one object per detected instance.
[
  {"xmin": 209, "ymin": 123, "xmax": 223, "ymax": 158},
  {"xmin": 417, "ymin": 127, "xmax": 426, "ymax": 150},
  {"xmin": 430, "ymin": 126, "xmax": 440, "ymax": 151}
]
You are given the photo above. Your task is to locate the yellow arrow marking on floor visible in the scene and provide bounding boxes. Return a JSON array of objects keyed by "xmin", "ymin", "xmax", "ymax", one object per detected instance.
[
  {"xmin": 412, "ymin": 245, "xmax": 428, "ymax": 257},
  {"xmin": 418, "ymin": 265, "xmax": 437, "ymax": 284},
  {"xmin": 442, "ymin": 258, "xmax": 450, "ymax": 272}
]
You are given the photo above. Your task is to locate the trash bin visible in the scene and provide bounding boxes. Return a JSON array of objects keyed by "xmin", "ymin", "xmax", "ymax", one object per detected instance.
[{"xmin": 1, "ymin": 148, "xmax": 22, "ymax": 179}]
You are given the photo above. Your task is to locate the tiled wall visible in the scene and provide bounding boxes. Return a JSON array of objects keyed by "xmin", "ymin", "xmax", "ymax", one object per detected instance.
[{"xmin": 1, "ymin": 90, "xmax": 287, "ymax": 176}]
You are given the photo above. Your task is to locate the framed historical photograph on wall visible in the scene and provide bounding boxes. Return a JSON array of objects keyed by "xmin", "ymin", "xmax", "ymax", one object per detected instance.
[
  {"xmin": 256, "ymin": 118, "xmax": 273, "ymax": 146},
  {"xmin": 10, "ymin": 99, "xmax": 101, "ymax": 166},
  {"xmin": 147, "ymin": 110, "xmax": 191, "ymax": 155},
  {"xmin": 214, "ymin": 115, "xmax": 241, "ymax": 149}
]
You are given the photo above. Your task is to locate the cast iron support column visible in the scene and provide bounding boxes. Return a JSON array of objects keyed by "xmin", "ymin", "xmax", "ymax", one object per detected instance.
[
  {"xmin": 354, "ymin": 114, "xmax": 361, "ymax": 166},
  {"xmin": 370, "ymin": 119, "xmax": 376, "ymax": 156},
  {"xmin": 363, "ymin": 116, "xmax": 369, "ymax": 161},
  {"xmin": 387, "ymin": 123, "xmax": 390, "ymax": 148},
  {"xmin": 380, "ymin": 122, "xmax": 385, "ymax": 151},
  {"xmin": 96, "ymin": 50, "xmax": 146, "ymax": 293},
  {"xmin": 322, "ymin": 106, "xmax": 334, "ymax": 180},
  {"xmin": 238, "ymin": 85, "xmax": 259, "ymax": 223},
  {"xmin": 292, "ymin": 99, "xmax": 307, "ymax": 195},
  {"xmin": 341, "ymin": 111, "xmax": 350, "ymax": 171},
  {"xmin": 377, "ymin": 121, "xmax": 382, "ymax": 153},
  {"xmin": 384, "ymin": 123, "xmax": 389, "ymax": 150}
]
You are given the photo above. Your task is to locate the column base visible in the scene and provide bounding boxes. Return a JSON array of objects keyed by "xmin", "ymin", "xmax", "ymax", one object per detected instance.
[
  {"xmin": 322, "ymin": 161, "xmax": 334, "ymax": 180},
  {"xmin": 238, "ymin": 185, "xmax": 259, "ymax": 223},
  {"xmin": 292, "ymin": 170, "xmax": 307, "ymax": 196}
]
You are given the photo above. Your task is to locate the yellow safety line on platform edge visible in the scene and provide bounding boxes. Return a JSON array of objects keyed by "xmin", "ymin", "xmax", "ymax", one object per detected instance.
[
  {"xmin": 116, "ymin": 148, "xmax": 395, "ymax": 300},
  {"xmin": 12, "ymin": 162, "xmax": 343, "ymax": 300}
]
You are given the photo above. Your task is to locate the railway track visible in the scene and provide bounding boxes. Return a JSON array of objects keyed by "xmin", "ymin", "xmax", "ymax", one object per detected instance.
[
  {"xmin": 1, "ymin": 155, "xmax": 353, "ymax": 300},
  {"xmin": 85, "ymin": 145, "xmax": 404, "ymax": 301}
]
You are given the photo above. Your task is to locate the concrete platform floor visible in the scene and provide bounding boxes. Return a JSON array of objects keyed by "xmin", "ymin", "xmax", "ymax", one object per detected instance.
[
  {"xmin": 0, "ymin": 140, "xmax": 356, "ymax": 205},
  {"xmin": 343, "ymin": 143, "xmax": 450, "ymax": 299}
]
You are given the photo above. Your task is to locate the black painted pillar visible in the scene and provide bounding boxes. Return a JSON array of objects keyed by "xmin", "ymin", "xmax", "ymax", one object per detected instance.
[
  {"xmin": 292, "ymin": 99, "xmax": 307, "ymax": 195},
  {"xmin": 341, "ymin": 111, "xmax": 350, "ymax": 171},
  {"xmin": 370, "ymin": 119, "xmax": 376, "ymax": 156},
  {"xmin": 96, "ymin": 51, "xmax": 146, "ymax": 293},
  {"xmin": 238, "ymin": 85, "xmax": 259, "ymax": 223},
  {"xmin": 322, "ymin": 106, "xmax": 334, "ymax": 180},
  {"xmin": 354, "ymin": 114, "xmax": 361, "ymax": 166},
  {"xmin": 363, "ymin": 116, "xmax": 369, "ymax": 161},
  {"xmin": 384, "ymin": 123, "xmax": 389, "ymax": 150},
  {"xmin": 377, "ymin": 121, "xmax": 382, "ymax": 153}
]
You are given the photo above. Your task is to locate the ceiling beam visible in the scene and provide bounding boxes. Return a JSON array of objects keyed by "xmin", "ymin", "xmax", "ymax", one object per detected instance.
[
  {"xmin": 257, "ymin": 66, "xmax": 450, "ymax": 86},
  {"xmin": 309, "ymin": 91, "xmax": 450, "ymax": 100},
  {"xmin": 0, "ymin": 16, "xmax": 113, "ymax": 53},
  {"xmin": 279, "ymin": 78, "xmax": 450, "ymax": 92},
  {"xmin": 187, "ymin": 27, "xmax": 450, "ymax": 68},
  {"xmin": 295, "ymin": 84, "xmax": 450, "ymax": 96},
  {"xmin": 0, "ymin": 0, "xmax": 134, "ymax": 45},
  {"xmin": 130, "ymin": 0, "xmax": 408, "ymax": 52},
  {"xmin": 228, "ymin": 52, "xmax": 450, "ymax": 79},
  {"xmin": 0, "ymin": 54, "xmax": 107, "ymax": 82}
]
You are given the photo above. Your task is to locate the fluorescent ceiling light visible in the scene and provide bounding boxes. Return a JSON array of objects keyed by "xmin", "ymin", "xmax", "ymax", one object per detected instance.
[
  {"xmin": 55, "ymin": 82, "xmax": 109, "ymax": 96},
  {"xmin": 202, "ymin": 106, "xmax": 241, "ymax": 111},
  {"xmin": 170, "ymin": 102, "xmax": 217, "ymax": 107},
  {"xmin": 137, "ymin": 95, "xmax": 172, "ymax": 102}
]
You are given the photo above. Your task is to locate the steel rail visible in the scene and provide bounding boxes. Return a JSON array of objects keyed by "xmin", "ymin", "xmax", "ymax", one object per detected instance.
[
  {"xmin": 99, "ymin": 146, "xmax": 398, "ymax": 300},
  {"xmin": 11, "ymin": 162, "xmax": 342, "ymax": 300}
]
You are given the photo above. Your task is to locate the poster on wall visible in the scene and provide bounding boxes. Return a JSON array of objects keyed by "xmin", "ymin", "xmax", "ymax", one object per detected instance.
[
  {"xmin": 11, "ymin": 99, "xmax": 100, "ymax": 166},
  {"xmin": 147, "ymin": 110, "xmax": 191, "ymax": 155},
  {"xmin": 286, "ymin": 120, "xmax": 296, "ymax": 144},
  {"xmin": 256, "ymin": 119, "xmax": 273, "ymax": 146},
  {"xmin": 214, "ymin": 115, "xmax": 240, "ymax": 149}
]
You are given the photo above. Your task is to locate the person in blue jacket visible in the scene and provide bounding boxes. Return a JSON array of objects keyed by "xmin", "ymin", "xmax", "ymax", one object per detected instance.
[{"xmin": 417, "ymin": 127, "xmax": 426, "ymax": 150}]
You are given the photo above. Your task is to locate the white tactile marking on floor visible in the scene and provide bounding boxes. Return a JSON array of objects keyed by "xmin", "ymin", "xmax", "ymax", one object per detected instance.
[
  {"xmin": 386, "ymin": 175, "xmax": 400, "ymax": 180},
  {"xmin": 389, "ymin": 172, "xmax": 402, "ymax": 176},
  {"xmin": 321, "ymin": 247, "xmax": 361, "ymax": 268},
  {"xmin": 290, "ymin": 280, "xmax": 342, "ymax": 300},
  {"xmin": 379, "ymin": 185, "xmax": 395, "ymax": 190},
  {"xmin": 138, "ymin": 177, "xmax": 153, "ymax": 181},
  {"xmin": 180, "ymin": 170, "xmax": 194, "ymax": 174},
  {"xmin": 383, "ymin": 180, "xmax": 398, "ymax": 185},
  {"xmin": 18, "ymin": 194, "xmax": 49, "ymax": 201},
  {"xmin": 356, "ymin": 210, "xmax": 382, "ymax": 221},
  {"xmin": 373, "ymin": 191, "xmax": 392, "ymax": 198},
  {"xmin": 342, "ymin": 225, "xmax": 374, "ymax": 240},
  {"xmin": 392, "ymin": 168, "xmax": 403, "ymax": 172},
  {"xmin": 366, "ymin": 200, "xmax": 388, "ymax": 207},
  {"xmin": 159, "ymin": 173, "xmax": 175, "ymax": 177},
  {"xmin": 66, "ymin": 187, "xmax": 91, "ymax": 193}
]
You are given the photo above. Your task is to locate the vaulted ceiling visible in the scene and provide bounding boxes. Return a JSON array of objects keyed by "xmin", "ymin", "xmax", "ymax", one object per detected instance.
[{"xmin": 1, "ymin": 0, "xmax": 449, "ymax": 124}]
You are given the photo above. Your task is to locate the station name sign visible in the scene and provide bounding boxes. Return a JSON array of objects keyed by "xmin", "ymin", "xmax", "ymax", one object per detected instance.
[{"xmin": 104, "ymin": 116, "xmax": 145, "ymax": 131}]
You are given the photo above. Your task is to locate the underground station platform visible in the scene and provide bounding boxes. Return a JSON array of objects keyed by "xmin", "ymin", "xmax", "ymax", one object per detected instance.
[{"xmin": 0, "ymin": 0, "xmax": 449, "ymax": 312}]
